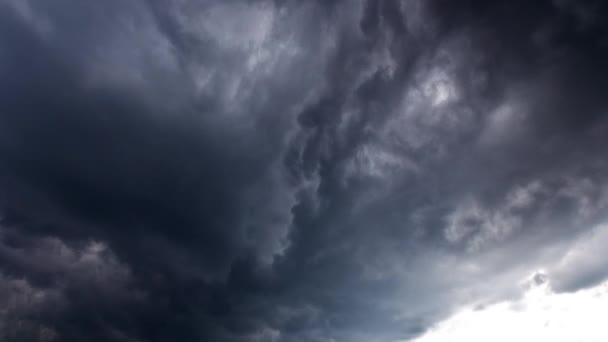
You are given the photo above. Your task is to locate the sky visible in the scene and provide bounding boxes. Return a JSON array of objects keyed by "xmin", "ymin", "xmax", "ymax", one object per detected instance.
[{"xmin": 0, "ymin": 0, "xmax": 607, "ymax": 341}]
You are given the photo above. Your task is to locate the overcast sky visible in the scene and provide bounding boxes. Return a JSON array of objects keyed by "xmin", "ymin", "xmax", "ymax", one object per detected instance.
[{"xmin": 0, "ymin": 0, "xmax": 607, "ymax": 341}]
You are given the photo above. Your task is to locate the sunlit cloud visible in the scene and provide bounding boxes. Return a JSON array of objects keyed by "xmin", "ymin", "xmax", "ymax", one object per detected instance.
[{"xmin": 412, "ymin": 278, "xmax": 608, "ymax": 342}]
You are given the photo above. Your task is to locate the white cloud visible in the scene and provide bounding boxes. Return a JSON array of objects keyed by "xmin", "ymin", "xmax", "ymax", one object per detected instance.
[
  {"xmin": 411, "ymin": 278, "xmax": 608, "ymax": 342},
  {"xmin": 414, "ymin": 222, "xmax": 608, "ymax": 342},
  {"xmin": 421, "ymin": 69, "xmax": 458, "ymax": 107}
]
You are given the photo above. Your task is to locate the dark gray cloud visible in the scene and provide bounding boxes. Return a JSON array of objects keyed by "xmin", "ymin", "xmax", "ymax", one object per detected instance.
[{"xmin": 0, "ymin": 0, "xmax": 607, "ymax": 341}]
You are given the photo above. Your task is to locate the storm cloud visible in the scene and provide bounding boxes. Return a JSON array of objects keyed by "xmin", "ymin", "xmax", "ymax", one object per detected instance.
[{"xmin": 0, "ymin": 0, "xmax": 607, "ymax": 341}]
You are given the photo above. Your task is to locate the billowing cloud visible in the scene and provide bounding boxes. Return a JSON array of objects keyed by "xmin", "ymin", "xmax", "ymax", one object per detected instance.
[{"xmin": 0, "ymin": 0, "xmax": 607, "ymax": 341}]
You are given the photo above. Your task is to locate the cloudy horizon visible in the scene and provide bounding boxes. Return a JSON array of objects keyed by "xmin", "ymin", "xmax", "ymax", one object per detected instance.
[{"xmin": 1, "ymin": 0, "xmax": 607, "ymax": 341}]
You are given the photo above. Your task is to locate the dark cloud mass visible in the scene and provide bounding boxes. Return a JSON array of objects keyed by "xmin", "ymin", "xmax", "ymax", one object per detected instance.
[{"xmin": 0, "ymin": 0, "xmax": 607, "ymax": 341}]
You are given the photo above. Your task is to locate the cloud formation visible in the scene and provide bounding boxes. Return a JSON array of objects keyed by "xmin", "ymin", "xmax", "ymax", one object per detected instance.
[{"xmin": 0, "ymin": 0, "xmax": 607, "ymax": 341}]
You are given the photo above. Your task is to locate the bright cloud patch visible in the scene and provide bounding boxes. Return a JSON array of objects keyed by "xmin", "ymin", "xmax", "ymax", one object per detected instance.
[{"xmin": 412, "ymin": 278, "xmax": 608, "ymax": 342}]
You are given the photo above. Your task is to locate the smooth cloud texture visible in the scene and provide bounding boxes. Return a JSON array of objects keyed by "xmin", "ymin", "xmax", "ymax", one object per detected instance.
[{"xmin": 413, "ymin": 277, "xmax": 608, "ymax": 342}]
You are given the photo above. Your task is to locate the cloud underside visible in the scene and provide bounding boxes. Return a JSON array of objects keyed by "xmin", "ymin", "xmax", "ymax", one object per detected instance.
[{"xmin": 0, "ymin": 0, "xmax": 607, "ymax": 341}]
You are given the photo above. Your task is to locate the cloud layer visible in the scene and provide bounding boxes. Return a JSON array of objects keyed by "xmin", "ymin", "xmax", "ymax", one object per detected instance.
[{"xmin": 0, "ymin": 0, "xmax": 607, "ymax": 341}]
